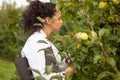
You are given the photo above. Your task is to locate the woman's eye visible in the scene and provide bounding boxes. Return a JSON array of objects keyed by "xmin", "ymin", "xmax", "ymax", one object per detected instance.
[
  {"xmin": 53, "ymin": 17, "xmax": 62, "ymax": 21},
  {"xmin": 58, "ymin": 18, "xmax": 61, "ymax": 20}
]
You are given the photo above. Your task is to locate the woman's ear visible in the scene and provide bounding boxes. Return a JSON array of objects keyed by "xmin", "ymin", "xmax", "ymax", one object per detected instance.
[{"xmin": 45, "ymin": 17, "xmax": 50, "ymax": 25}]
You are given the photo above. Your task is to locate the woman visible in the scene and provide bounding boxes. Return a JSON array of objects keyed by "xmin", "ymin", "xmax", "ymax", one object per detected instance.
[{"xmin": 21, "ymin": 0, "xmax": 76, "ymax": 80}]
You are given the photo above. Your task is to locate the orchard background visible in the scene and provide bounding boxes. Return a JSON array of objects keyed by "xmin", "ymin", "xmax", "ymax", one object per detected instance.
[{"xmin": 0, "ymin": 0, "xmax": 120, "ymax": 80}]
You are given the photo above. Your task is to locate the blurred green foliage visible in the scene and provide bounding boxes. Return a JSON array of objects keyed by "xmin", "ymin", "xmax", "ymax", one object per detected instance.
[
  {"xmin": 0, "ymin": 2, "xmax": 26, "ymax": 60},
  {"xmin": 0, "ymin": 59, "xmax": 20, "ymax": 80},
  {"xmin": 50, "ymin": 0, "xmax": 120, "ymax": 80}
]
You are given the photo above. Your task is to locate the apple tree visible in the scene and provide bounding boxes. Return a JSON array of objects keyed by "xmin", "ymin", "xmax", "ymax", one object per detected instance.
[{"xmin": 50, "ymin": 0, "xmax": 120, "ymax": 80}]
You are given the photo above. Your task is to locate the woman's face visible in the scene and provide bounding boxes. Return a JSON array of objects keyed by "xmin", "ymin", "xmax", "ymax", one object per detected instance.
[{"xmin": 48, "ymin": 11, "xmax": 63, "ymax": 31}]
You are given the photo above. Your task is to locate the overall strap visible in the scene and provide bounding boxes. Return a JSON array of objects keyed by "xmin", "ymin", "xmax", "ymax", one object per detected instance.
[{"xmin": 44, "ymin": 47, "xmax": 61, "ymax": 72}]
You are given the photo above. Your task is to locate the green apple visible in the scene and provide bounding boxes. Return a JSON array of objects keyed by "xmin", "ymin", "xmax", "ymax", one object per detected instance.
[
  {"xmin": 98, "ymin": 1, "xmax": 107, "ymax": 9},
  {"xmin": 91, "ymin": 31, "xmax": 97, "ymax": 37},
  {"xmin": 77, "ymin": 32, "xmax": 89, "ymax": 40},
  {"xmin": 66, "ymin": 2, "xmax": 73, "ymax": 6},
  {"xmin": 108, "ymin": 15, "xmax": 115, "ymax": 23},
  {"xmin": 112, "ymin": 0, "xmax": 119, "ymax": 5},
  {"xmin": 76, "ymin": 43, "xmax": 81, "ymax": 49}
]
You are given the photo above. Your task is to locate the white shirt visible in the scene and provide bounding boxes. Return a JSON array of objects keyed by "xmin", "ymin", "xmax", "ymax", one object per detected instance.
[{"xmin": 21, "ymin": 30, "xmax": 66, "ymax": 80}]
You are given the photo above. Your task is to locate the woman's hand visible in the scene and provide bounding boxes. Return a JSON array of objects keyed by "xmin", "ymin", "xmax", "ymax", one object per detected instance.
[{"xmin": 64, "ymin": 67, "xmax": 76, "ymax": 77}]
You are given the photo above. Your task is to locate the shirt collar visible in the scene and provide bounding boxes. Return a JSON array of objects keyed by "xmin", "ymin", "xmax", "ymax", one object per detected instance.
[{"xmin": 40, "ymin": 30, "xmax": 47, "ymax": 38}]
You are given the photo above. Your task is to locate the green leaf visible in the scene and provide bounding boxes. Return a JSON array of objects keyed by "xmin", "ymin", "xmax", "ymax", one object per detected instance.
[
  {"xmin": 98, "ymin": 28, "xmax": 110, "ymax": 39},
  {"xmin": 44, "ymin": 65, "xmax": 53, "ymax": 75},
  {"xmin": 37, "ymin": 48, "xmax": 51, "ymax": 53},
  {"xmin": 64, "ymin": 35, "xmax": 72, "ymax": 41},
  {"xmin": 96, "ymin": 71, "xmax": 117, "ymax": 80},
  {"xmin": 109, "ymin": 7, "xmax": 116, "ymax": 15},
  {"xmin": 93, "ymin": 55, "xmax": 105, "ymax": 64},
  {"xmin": 46, "ymin": 54, "xmax": 54, "ymax": 58},
  {"xmin": 37, "ymin": 48, "xmax": 47, "ymax": 53},
  {"xmin": 81, "ymin": 46, "xmax": 88, "ymax": 53},
  {"xmin": 82, "ymin": 66, "xmax": 90, "ymax": 75},
  {"xmin": 33, "ymin": 23, "xmax": 43, "ymax": 27},
  {"xmin": 61, "ymin": 51, "xmax": 67, "ymax": 57},
  {"xmin": 50, "ymin": 0, "xmax": 56, "ymax": 3},
  {"xmin": 56, "ymin": 2, "xmax": 63, "ymax": 11},
  {"xmin": 26, "ymin": 0, "xmax": 31, "ymax": 2},
  {"xmin": 33, "ymin": 16, "xmax": 45, "ymax": 27},
  {"xmin": 32, "ymin": 76, "xmax": 46, "ymax": 80},
  {"xmin": 108, "ymin": 57, "xmax": 116, "ymax": 68},
  {"xmin": 37, "ymin": 40, "xmax": 48, "ymax": 44},
  {"xmin": 50, "ymin": 75, "xmax": 63, "ymax": 80},
  {"xmin": 36, "ymin": 16, "xmax": 45, "ymax": 24},
  {"xmin": 28, "ymin": 68, "xmax": 41, "ymax": 75},
  {"xmin": 65, "ymin": 72, "xmax": 72, "ymax": 80},
  {"xmin": 116, "ymin": 71, "xmax": 120, "ymax": 80}
]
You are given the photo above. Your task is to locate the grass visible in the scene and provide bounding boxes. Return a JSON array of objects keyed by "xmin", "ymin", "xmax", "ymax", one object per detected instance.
[{"xmin": 0, "ymin": 59, "xmax": 19, "ymax": 80}]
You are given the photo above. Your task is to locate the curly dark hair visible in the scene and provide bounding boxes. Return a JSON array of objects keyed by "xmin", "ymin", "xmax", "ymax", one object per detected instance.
[{"xmin": 22, "ymin": 0, "xmax": 56, "ymax": 35}]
